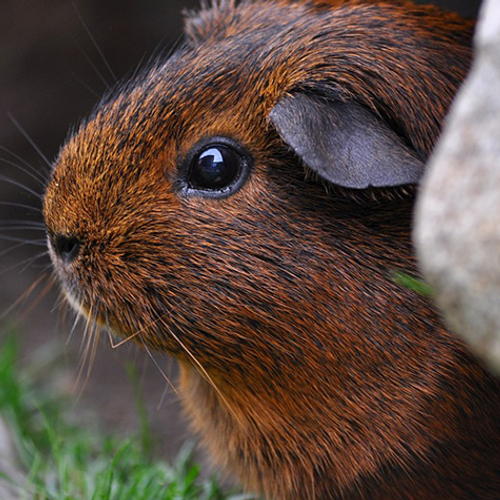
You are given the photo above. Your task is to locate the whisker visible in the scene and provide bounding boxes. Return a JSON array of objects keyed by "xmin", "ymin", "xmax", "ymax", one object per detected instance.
[
  {"xmin": 86, "ymin": 322, "xmax": 100, "ymax": 379},
  {"xmin": 157, "ymin": 383, "xmax": 172, "ymax": 411},
  {"xmin": 55, "ymin": 294, "xmax": 76, "ymax": 358},
  {"xmin": 61, "ymin": 289, "xmax": 85, "ymax": 346},
  {"xmin": 30, "ymin": 261, "xmax": 54, "ymax": 273},
  {"xmin": 71, "ymin": 72, "xmax": 102, "ymax": 99},
  {"xmin": 0, "ymin": 225, "xmax": 46, "ymax": 232},
  {"xmin": 57, "ymin": 296, "xmax": 70, "ymax": 344},
  {"xmin": 101, "ymin": 305, "xmax": 179, "ymax": 396},
  {"xmin": 128, "ymin": 51, "xmax": 148, "ymax": 82},
  {"xmin": 67, "ymin": 307, "xmax": 83, "ymax": 345},
  {"xmin": 0, "ymin": 201, "xmax": 41, "ymax": 212},
  {"xmin": 0, "ymin": 174, "xmax": 43, "ymax": 200},
  {"xmin": 0, "ymin": 144, "xmax": 50, "ymax": 179},
  {"xmin": 0, "ymin": 150, "xmax": 48, "ymax": 186},
  {"xmin": 78, "ymin": 303, "xmax": 93, "ymax": 363},
  {"xmin": 152, "ymin": 359, "xmax": 180, "ymax": 410},
  {"xmin": 157, "ymin": 315, "xmax": 245, "ymax": 428},
  {"xmin": 138, "ymin": 339, "xmax": 179, "ymax": 398},
  {"xmin": 0, "ymin": 270, "xmax": 50, "ymax": 319},
  {"xmin": 0, "ymin": 157, "xmax": 46, "ymax": 188},
  {"xmin": 107, "ymin": 302, "xmax": 174, "ymax": 349},
  {"xmin": 0, "ymin": 250, "xmax": 49, "ymax": 279},
  {"xmin": 89, "ymin": 306, "xmax": 102, "ymax": 377},
  {"xmin": 1, "ymin": 219, "xmax": 45, "ymax": 227},
  {"xmin": 104, "ymin": 314, "xmax": 115, "ymax": 347},
  {"xmin": 0, "ymin": 241, "xmax": 32, "ymax": 259},
  {"xmin": 0, "ymin": 243, "xmax": 47, "ymax": 267},
  {"xmin": 0, "ymin": 235, "xmax": 46, "ymax": 245},
  {"xmin": 70, "ymin": 310, "xmax": 100, "ymax": 408},
  {"xmin": 109, "ymin": 328, "xmax": 141, "ymax": 348},
  {"xmin": 21, "ymin": 274, "xmax": 56, "ymax": 319},
  {"xmin": 75, "ymin": 300, "xmax": 100, "ymax": 387},
  {"xmin": 18, "ymin": 252, "xmax": 51, "ymax": 275},
  {"xmin": 72, "ymin": 1, "xmax": 117, "ymax": 84},
  {"xmin": 145, "ymin": 32, "xmax": 185, "ymax": 74},
  {"xmin": 7, "ymin": 114, "xmax": 53, "ymax": 169},
  {"xmin": 71, "ymin": 35, "xmax": 112, "ymax": 90},
  {"xmin": 52, "ymin": 290, "xmax": 68, "ymax": 314}
]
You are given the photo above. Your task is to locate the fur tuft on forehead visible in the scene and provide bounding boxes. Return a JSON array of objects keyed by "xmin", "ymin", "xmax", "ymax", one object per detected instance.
[{"xmin": 184, "ymin": 0, "xmax": 241, "ymax": 46}]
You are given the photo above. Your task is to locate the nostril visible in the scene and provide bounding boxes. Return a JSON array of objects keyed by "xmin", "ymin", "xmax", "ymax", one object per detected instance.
[{"xmin": 52, "ymin": 235, "xmax": 81, "ymax": 264}]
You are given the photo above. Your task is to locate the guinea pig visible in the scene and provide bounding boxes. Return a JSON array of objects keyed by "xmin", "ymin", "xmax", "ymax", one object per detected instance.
[{"xmin": 42, "ymin": 0, "xmax": 500, "ymax": 499}]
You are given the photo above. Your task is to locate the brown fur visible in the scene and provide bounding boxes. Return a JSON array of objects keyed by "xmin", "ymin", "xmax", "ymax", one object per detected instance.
[{"xmin": 43, "ymin": 1, "xmax": 500, "ymax": 499}]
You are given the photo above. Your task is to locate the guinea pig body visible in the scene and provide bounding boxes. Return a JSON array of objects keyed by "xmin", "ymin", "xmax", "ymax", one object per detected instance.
[{"xmin": 43, "ymin": 1, "xmax": 500, "ymax": 499}]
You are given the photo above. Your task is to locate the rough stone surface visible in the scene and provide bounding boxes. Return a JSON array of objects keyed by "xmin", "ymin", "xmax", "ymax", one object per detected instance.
[{"xmin": 415, "ymin": 0, "xmax": 500, "ymax": 374}]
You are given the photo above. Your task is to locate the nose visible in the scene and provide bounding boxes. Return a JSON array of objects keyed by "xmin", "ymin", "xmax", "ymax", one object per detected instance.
[{"xmin": 51, "ymin": 234, "xmax": 81, "ymax": 264}]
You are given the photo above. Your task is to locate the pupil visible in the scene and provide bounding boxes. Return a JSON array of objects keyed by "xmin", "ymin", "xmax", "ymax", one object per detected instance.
[{"xmin": 191, "ymin": 146, "xmax": 239, "ymax": 189}]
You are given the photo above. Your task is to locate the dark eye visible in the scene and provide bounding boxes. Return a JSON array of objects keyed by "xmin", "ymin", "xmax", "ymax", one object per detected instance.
[
  {"xmin": 181, "ymin": 138, "xmax": 252, "ymax": 198},
  {"xmin": 190, "ymin": 146, "xmax": 239, "ymax": 190}
]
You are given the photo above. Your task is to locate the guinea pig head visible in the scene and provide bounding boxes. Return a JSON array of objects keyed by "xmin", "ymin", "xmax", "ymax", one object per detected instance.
[{"xmin": 43, "ymin": 2, "xmax": 493, "ymax": 499}]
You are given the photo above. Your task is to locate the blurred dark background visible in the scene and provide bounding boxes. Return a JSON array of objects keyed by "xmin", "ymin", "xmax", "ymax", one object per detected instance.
[{"xmin": 0, "ymin": 0, "xmax": 481, "ymax": 464}]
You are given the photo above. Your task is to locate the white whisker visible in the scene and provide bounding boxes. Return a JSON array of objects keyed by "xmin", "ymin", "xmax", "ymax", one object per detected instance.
[
  {"xmin": 0, "ymin": 145, "xmax": 49, "ymax": 180},
  {"xmin": 71, "ymin": 71, "xmax": 102, "ymax": 99},
  {"xmin": 72, "ymin": 0, "xmax": 118, "ymax": 83},
  {"xmin": 0, "ymin": 225, "xmax": 46, "ymax": 231},
  {"xmin": 7, "ymin": 114, "xmax": 52, "ymax": 169},
  {"xmin": 67, "ymin": 308, "xmax": 84, "ymax": 346},
  {"xmin": 70, "ymin": 35, "xmax": 112, "ymax": 90},
  {"xmin": 1, "ymin": 219, "xmax": 45, "ymax": 227},
  {"xmin": 0, "ymin": 201, "xmax": 41, "ymax": 212},
  {"xmin": 0, "ymin": 235, "xmax": 46, "ymax": 245},
  {"xmin": 0, "ymin": 174, "xmax": 43, "ymax": 200},
  {"xmin": 0, "ymin": 156, "xmax": 46, "ymax": 187}
]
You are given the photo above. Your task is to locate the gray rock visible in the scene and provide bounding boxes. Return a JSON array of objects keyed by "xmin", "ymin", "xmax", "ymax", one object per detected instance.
[{"xmin": 415, "ymin": 0, "xmax": 500, "ymax": 374}]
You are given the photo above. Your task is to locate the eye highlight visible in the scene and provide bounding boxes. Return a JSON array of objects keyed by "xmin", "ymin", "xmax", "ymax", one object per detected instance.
[
  {"xmin": 179, "ymin": 137, "xmax": 252, "ymax": 198},
  {"xmin": 191, "ymin": 146, "xmax": 239, "ymax": 190}
]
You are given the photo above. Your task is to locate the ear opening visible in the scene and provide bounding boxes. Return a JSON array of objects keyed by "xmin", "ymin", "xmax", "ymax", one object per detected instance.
[{"xmin": 269, "ymin": 93, "xmax": 425, "ymax": 190}]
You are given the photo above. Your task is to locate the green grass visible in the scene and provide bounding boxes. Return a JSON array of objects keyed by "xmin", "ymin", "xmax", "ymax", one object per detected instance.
[
  {"xmin": 0, "ymin": 330, "xmax": 252, "ymax": 500},
  {"xmin": 392, "ymin": 271, "xmax": 433, "ymax": 298}
]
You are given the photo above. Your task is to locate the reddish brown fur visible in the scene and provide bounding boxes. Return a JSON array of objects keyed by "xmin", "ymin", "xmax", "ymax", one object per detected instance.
[{"xmin": 43, "ymin": 1, "xmax": 500, "ymax": 499}]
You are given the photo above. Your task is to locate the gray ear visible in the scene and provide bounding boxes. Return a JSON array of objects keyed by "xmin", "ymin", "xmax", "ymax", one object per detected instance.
[{"xmin": 269, "ymin": 94, "xmax": 425, "ymax": 189}]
